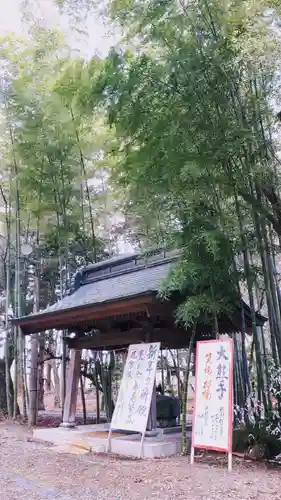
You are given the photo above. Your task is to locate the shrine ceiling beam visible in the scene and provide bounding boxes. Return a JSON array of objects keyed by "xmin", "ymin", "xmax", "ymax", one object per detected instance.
[{"xmin": 66, "ymin": 326, "xmax": 212, "ymax": 350}]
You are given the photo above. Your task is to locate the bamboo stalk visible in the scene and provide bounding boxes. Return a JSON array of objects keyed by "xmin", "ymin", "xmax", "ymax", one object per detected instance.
[
  {"xmin": 0, "ymin": 179, "xmax": 12, "ymax": 419},
  {"xmin": 69, "ymin": 106, "xmax": 97, "ymax": 262},
  {"xmin": 181, "ymin": 325, "xmax": 196, "ymax": 455},
  {"xmin": 240, "ymin": 306, "xmax": 251, "ymax": 396},
  {"xmin": 11, "ymin": 124, "xmax": 20, "ymax": 420},
  {"xmin": 160, "ymin": 349, "xmax": 165, "ymax": 392},
  {"xmin": 232, "ymin": 179, "xmax": 267, "ymax": 413},
  {"xmin": 80, "ymin": 374, "xmax": 87, "ymax": 425}
]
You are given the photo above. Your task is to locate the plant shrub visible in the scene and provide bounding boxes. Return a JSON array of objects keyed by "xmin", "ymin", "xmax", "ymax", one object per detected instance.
[{"xmin": 233, "ymin": 422, "xmax": 281, "ymax": 458}]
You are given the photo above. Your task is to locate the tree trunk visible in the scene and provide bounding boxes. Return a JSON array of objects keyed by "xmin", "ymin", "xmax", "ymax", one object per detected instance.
[
  {"xmin": 28, "ymin": 336, "xmax": 38, "ymax": 427},
  {"xmin": 2, "ymin": 177, "xmax": 12, "ymax": 419},
  {"xmin": 80, "ymin": 374, "xmax": 87, "ymax": 425},
  {"xmin": 37, "ymin": 335, "xmax": 45, "ymax": 411},
  {"xmin": 0, "ymin": 359, "xmax": 19, "ymax": 417},
  {"xmin": 176, "ymin": 350, "xmax": 181, "ymax": 400},
  {"xmin": 234, "ymin": 187, "xmax": 268, "ymax": 413},
  {"xmin": 4, "ymin": 337, "xmax": 12, "ymax": 419},
  {"xmin": 52, "ymin": 359, "xmax": 61, "ymax": 408},
  {"xmin": 169, "ymin": 349, "xmax": 180, "ymax": 400},
  {"xmin": 94, "ymin": 365, "xmax": 100, "ymax": 424},
  {"xmin": 160, "ymin": 349, "xmax": 165, "ymax": 392},
  {"xmin": 29, "ymin": 267, "xmax": 40, "ymax": 426},
  {"xmin": 46, "ymin": 363, "xmax": 52, "ymax": 392},
  {"xmin": 13, "ymin": 134, "xmax": 21, "ymax": 420},
  {"xmin": 61, "ymin": 336, "xmax": 67, "ymax": 415},
  {"xmin": 20, "ymin": 332, "xmax": 28, "ymax": 420},
  {"xmin": 13, "ymin": 328, "xmax": 18, "ymax": 419}
]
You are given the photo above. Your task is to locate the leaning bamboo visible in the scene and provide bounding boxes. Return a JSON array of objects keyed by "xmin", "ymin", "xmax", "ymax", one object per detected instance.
[
  {"xmin": 233, "ymin": 187, "xmax": 267, "ymax": 413},
  {"xmin": 11, "ymin": 125, "xmax": 20, "ymax": 420},
  {"xmin": 28, "ymin": 269, "xmax": 40, "ymax": 427},
  {"xmin": 181, "ymin": 325, "xmax": 196, "ymax": 455},
  {"xmin": 80, "ymin": 374, "xmax": 87, "ymax": 425},
  {"xmin": 2, "ymin": 181, "xmax": 12, "ymax": 420}
]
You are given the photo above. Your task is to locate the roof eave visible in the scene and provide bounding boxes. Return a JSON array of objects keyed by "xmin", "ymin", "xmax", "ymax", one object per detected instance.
[{"xmin": 13, "ymin": 292, "xmax": 157, "ymax": 335}]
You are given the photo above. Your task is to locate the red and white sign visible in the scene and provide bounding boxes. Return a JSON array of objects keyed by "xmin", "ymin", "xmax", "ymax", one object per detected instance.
[{"xmin": 191, "ymin": 339, "xmax": 233, "ymax": 469}]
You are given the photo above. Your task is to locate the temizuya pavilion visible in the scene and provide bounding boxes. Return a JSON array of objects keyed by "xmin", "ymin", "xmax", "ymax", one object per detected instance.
[{"xmin": 14, "ymin": 251, "xmax": 266, "ymax": 450}]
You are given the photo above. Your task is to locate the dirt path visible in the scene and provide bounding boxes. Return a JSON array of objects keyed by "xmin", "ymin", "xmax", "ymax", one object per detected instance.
[{"xmin": 0, "ymin": 422, "xmax": 280, "ymax": 500}]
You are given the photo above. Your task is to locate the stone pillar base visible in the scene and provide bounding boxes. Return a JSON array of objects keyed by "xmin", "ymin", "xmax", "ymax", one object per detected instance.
[
  {"xmin": 60, "ymin": 422, "xmax": 76, "ymax": 429},
  {"xmin": 145, "ymin": 429, "xmax": 159, "ymax": 437}
]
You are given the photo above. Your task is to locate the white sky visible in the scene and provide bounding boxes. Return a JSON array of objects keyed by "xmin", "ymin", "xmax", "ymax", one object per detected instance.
[{"xmin": 0, "ymin": 0, "xmax": 117, "ymax": 58}]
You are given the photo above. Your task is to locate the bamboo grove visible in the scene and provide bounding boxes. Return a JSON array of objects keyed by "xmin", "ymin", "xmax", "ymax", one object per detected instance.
[
  {"xmin": 0, "ymin": 27, "xmax": 116, "ymax": 419},
  {"xmin": 83, "ymin": 0, "xmax": 281, "ymax": 424},
  {"xmin": 0, "ymin": 0, "xmax": 281, "ymax": 438}
]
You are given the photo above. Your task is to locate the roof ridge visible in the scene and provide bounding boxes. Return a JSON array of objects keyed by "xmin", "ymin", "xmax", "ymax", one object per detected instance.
[{"xmin": 81, "ymin": 253, "xmax": 178, "ymax": 287}]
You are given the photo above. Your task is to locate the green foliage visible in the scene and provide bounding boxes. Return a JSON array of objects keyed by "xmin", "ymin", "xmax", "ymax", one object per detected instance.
[
  {"xmin": 266, "ymin": 363, "xmax": 281, "ymax": 438},
  {"xmin": 158, "ymin": 203, "xmax": 240, "ymax": 325},
  {"xmin": 94, "ymin": 352, "xmax": 115, "ymax": 421},
  {"xmin": 89, "ymin": 0, "xmax": 281, "ymax": 326},
  {"xmin": 0, "ymin": 28, "xmax": 114, "ymax": 315},
  {"xmin": 233, "ymin": 422, "xmax": 281, "ymax": 458},
  {"xmin": 74, "ymin": 0, "xmax": 281, "ymax": 415},
  {"xmin": 0, "ymin": 0, "xmax": 280, "ymax": 424}
]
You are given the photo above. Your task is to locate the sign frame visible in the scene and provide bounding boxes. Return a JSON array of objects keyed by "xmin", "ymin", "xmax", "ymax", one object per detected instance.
[
  {"xmin": 106, "ymin": 342, "xmax": 160, "ymax": 458},
  {"xmin": 190, "ymin": 338, "xmax": 234, "ymax": 471}
]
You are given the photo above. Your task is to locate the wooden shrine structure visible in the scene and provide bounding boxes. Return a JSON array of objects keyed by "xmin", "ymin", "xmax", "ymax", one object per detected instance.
[{"xmin": 14, "ymin": 250, "xmax": 266, "ymax": 429}]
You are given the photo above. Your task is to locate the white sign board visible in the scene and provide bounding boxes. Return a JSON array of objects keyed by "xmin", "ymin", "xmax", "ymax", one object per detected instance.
[
  {"xmin": 111, "ymin": 342, "xmax": 160, "ymax": 434},
  {"xmin": 192, "ymin": 339, "xmax": 233, "ymax": 456}
]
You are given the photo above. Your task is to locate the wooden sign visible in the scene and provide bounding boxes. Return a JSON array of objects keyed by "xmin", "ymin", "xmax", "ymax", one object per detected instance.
[
  {"xmin": 191, "ymin": 339, "xmax": 234, "ymax": 470},
  {"xmin": 107, "ymin": 342, "xmax": 160, "ymax": 456}
]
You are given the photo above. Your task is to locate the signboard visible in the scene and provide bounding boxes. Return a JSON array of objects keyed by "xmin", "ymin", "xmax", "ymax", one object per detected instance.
[
  {"xmin": 110, "ymin": 342, "xmax": 160, "ymax": 434},
  {"xmin": 191, "ymin": 339, "xmax": 233, "ymax": 470}
]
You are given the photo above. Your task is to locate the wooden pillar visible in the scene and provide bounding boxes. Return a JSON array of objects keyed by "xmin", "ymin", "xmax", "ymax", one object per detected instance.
[{"xmin": 60, "ymin": 349, "xmax": 81, "ymax": 428}]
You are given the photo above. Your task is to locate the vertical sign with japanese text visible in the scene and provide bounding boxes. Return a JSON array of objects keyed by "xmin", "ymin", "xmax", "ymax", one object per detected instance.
[
  {"xmin": 111, "ymin": 343, "xmax": 160, "ymax": 434},
  {"xmin": 192, "ymin": 339, "xmax": 233, "ymax": 452}
]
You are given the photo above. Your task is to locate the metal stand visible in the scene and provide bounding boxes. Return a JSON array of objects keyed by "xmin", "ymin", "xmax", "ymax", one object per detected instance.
[
  {"xmin": 106, "ymin": 427, "xmax": 112, "ymax": 453},
  {"xmin": 139, "ymin": 432, "xmax": 145, "ymax": 458},
  {"xmin": 228, "ymin": 451, "xmax": 232, "ymax": 472},
  {"xmin": 190, "ymin": 447, "xmax": 233, "ymax": 472},
  {"xmin": 190, "ymin": 446, "xmax": 195, "ymax": 464}
]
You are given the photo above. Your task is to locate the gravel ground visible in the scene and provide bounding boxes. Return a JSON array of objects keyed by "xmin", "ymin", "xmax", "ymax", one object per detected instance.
[{"xmin": 1, "ymin": 423, "xmax": 281, "ymax": 500}]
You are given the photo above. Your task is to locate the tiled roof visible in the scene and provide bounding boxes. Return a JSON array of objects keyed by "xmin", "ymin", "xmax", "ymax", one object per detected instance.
[
  {"xmin": 34, "ymin": 260, "xmax": 171, "ymax": 316},
  {"xmin": 16, "ymin": 251, "xmax": 178, "ymax": 323},
  {"xmin": 13, "ymin": 250, "xmax": 267, "ymax": 331}
]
